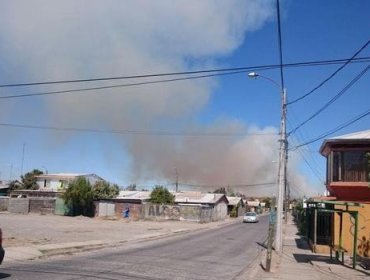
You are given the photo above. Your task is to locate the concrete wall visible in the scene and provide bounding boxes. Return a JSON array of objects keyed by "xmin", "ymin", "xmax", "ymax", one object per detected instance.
[
  {"xmin": 8, "ymin": 198, "xmax": 29, "ymax": 214},
  {"xmin": 334, "ymin": 203, "xmax": 370, "ymax": 257},
  {"xmin": 96, "ymin": 201, "xmax": 115, "ymax": 217},
  {"xmin": 142, "ymin": 203, "xmax": 222, "ymax": 223},
  {"xmin": 29, "ymin": 198, "xmax": 55, "ymax": 214},
  {"xmin": 0, "ymin": 197, "xmax": 9, "ymax": 211},
  {"xmin": 115, "ymin": 202, "xmax": 143, "ymax": 221},
  {"xmin": 211, "ymin": 201, "xmax": 227, "ymax": 221}
]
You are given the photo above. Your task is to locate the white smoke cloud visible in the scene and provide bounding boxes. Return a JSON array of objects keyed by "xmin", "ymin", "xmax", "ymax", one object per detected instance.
[{"xmin": 0, "ymin": 0, "xmax": 317, "ymax": 196}]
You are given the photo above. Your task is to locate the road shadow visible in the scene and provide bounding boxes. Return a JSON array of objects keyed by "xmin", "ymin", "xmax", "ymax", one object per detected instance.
[{"xmin": 0, "ymin": 273, "xmax": 11, "ymax": 279}]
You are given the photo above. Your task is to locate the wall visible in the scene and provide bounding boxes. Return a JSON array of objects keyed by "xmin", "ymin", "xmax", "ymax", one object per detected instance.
[
  {"xmin": 29, "ymin": 198, "xmax": 55, "ymax": 214},
  {"xmin": 142, "ymin": 203, "xmax": 219, "ymax": 223},
  {"xmin": 0, "ymin": 197, "xmax": 9, "ymax": 211},
  {"xmin": 8, "ymin": 198, "xmax": 29, "ymax": 214},
  {"xmin": 115, "ymin": 202, "xmax": 143, "ymax": 221},
  {"xmin": 334, "ymin": 203, "xmax": 370, "ymax": 257},
  {"xmin": 96, "ymin": 201, "xmax": 115, "ymax": 217},
  {"xmin": 211, "ymin": 201, "xmax": 227, "ymax": 221}
]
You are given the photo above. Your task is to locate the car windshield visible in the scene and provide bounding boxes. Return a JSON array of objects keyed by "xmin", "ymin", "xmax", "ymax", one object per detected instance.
[{"xmin": 245, "ymin": 212, "xmax": 256, "ymax": 216}]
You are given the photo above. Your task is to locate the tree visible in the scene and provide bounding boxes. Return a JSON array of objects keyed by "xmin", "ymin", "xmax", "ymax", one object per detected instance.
[
  {"xmin": 213, "ymin": 187, "xmax": 226, "ymax": 194},
  {"xmin": 92, "ymin": 181, "xmax": 119, "ymax": 200},
  {"xmin": 261, "ymin": 197, "xmax": 272, "ymax": 209},
  {"xmin": 63, "ymin": 177, "xmax": 94, "ymax": 216},
  {"xmin": 149, "ymin": 186, "xmax": 175, "ymax": 204},
  {"xmin": 20, "ymin": 169, "xmax": 43, "ymax": 190}
]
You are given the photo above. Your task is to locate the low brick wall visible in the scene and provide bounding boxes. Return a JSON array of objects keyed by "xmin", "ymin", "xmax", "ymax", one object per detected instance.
[
  {"xmin": 29, "ymin": 198, "xmax": 56, "ymax": 215},
  {"xmin": 115, "ymin": 202, "xmax": 142, "ymax": 221},
  {"xmin": 0, "ymin": 197, "xmax": 9, "ymax": 211},
  {"xmin": 8, "ymin": 198, "xmax": 29, "ymax": 214}
]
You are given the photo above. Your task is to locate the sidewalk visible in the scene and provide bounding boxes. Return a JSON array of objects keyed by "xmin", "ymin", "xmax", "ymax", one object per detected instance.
[
  {"xmin": 253, "ymin": 213, "xmax": 370, "ymax": 280},
  {"xmin": 0, "ymin": 212, "xmax": 241, "ymax": 263}
]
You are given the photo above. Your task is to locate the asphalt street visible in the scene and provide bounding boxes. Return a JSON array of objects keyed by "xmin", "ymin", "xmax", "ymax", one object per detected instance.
[{"xmin": 0, "ymin": 216, "xmax": 268, "ymax": 280}]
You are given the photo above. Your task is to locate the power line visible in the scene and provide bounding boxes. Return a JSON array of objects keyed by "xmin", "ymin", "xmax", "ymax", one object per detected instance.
[
  {"xmin": 0, "ymin": 70, "xmax": 251, "ymax": 100},
  {"xmin": 289, "ymin": 64, "xmax": 370, "ymax": 136},
  {"xmin": 291, "ymin": 107, "xmax": 370, "ymax": 150},
  {"xmin": 276, "ymin": 0, "xmax": 285, "ymax": 89},
  {"xmin": 287, "ymin": 38, "xmax": 370, "ymax": 105},
  {"xmin": 0, "ymin": 122, "xmax": 277, "ymax": 137},
  {"xmin": 1, "ymin": 56, "xmax": 370, "ymax": 89}
]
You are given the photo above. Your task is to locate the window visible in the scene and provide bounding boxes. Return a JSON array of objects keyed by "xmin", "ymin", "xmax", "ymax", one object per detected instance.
[{"xmin": 330, "ymin": 151, "xmax": 370, "ymax": 182}]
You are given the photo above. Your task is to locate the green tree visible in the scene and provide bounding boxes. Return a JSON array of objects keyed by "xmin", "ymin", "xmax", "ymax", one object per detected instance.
[
  {"xmin": 20, "ymin": 169, "xmax": 43, "ymax": 190},
  {"xmin": 92, "ymin": 181, "xmax": 119, "ymax": 200},
  {"xmin": 261, "ymin": 197, "xmax": 272, "ymax": 209},
  {"xmin": 63, "ymin": 177, "xmax": 94, "ymax": 216},
  {"xmin": 149, "ymin": 186, "xmax": 175, "ymax": 204}
]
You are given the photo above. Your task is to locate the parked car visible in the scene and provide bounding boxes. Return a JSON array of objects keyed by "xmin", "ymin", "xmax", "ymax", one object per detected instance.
[
  {"xmin": 0, "ymin": 228, "xmax": 4, "ymax": 264},
  {"xmin": 243, "ymin": 212, "xmax": 259, "ymax": 223}
]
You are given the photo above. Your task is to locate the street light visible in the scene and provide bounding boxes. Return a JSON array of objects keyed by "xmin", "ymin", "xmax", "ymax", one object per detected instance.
[{"xmin": 248, "ymin": 71, "xmax": 287, "ymax": 254}]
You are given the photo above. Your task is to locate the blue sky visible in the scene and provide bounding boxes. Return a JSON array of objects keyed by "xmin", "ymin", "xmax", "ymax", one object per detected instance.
[{"xmin": 0, "ymin": 1, "xmax": 369, "ymax": 197}]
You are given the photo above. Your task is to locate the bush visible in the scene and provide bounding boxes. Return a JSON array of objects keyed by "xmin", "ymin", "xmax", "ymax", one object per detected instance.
[
  {"xmin": 149, "ymin": 186, "xmax": 175, "ymax": 204},
  {"xmin": 63, "ymin": 177, "xmax": 94, "ymax": 216}
]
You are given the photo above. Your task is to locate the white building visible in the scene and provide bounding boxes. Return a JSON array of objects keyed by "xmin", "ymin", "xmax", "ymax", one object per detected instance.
[{"xmin": 35, "ymin": 173, "xmax": 104, "ymax": 191}]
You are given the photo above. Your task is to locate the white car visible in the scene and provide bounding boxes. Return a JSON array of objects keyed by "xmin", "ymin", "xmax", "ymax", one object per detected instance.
[{"xmin": 243, "ymin": 212, "xmax": 259, "ymax": 223}]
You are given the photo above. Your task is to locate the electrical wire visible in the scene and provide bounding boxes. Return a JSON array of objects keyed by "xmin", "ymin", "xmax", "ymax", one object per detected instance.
[
  {"xmin": 276, "ymin": 0, "xmax": 285, "ymax": 90},
  {"xmin": 287, "ymin": 38, "xmax": 370, "ymax": 105},
  {"xmin": 291, "ymin": 107, "xmax": 370, "ymax": 150},
  {"xmin": 0, "ymin": 70, "xmax": 252, "ymax": 100},
  {"xmin": 288, "ymin": 64, "xmax": 370, "ymax": 136},
  {"xmin": 1, "ymin": 56, "xmax": 370, "ymax": 89},
  {"xmin": 0, "ymin": 122, "xmax": 277, "ymax": 137}
]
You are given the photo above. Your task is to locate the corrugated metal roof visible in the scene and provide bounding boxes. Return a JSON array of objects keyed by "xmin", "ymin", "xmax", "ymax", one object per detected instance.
[
  {"xmin": 117, "ymin": 191, "xmax": 151, "ymax": 201},
  {"xmin": 246, "ymin": 200, "xmax": 260, "ymax": 207},
  {"xmin": 330, "ymin": 130, "xmax": 370, "ymax": 140},
  {"xmin": 226, "ymin": 196, "xmax": 243, "ymax": 206},
  {"xmin": 116, "ymin": 191, "xmax": 228, "ymax": 204},
  {"xmin": 320, "ymin": 129, "xmax": 370, "ymax": 155},
  {"xmin": 175, "ymin": 192, "xmax": 226, "ymax": 204}
]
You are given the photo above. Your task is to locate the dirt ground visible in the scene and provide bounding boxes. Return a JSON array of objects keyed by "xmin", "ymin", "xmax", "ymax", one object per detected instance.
[{"xmin": 0, "ymin": 212, "xmax": 236, "ymax": 248}]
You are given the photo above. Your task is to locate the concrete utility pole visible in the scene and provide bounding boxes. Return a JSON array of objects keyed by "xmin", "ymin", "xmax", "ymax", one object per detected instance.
[
  {"xmin": 265, "ymin": 197, "xmax": 276, "ymax": 272},
  {"xmin": 247, "ymin": 73, "xmax": 287, "ymax": 254},
  {"xmin": 21, "ymin": 143, "xmax": 26, "ymax": 176},
  {"xmin": 275, "ymin": 88, "xmax": 287, "ymax": 253},
  {"xmin": 174, "ymin": 167, "xmax": 179, "ymax": 192}
]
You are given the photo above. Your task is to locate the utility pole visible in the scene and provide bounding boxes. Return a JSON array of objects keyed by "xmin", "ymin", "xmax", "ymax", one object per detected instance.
[
  {"xmin": 266, "ymin": 197, "xmax": 276, "ymax": 272},
  {"xmin": 174, "ymin": 167, "xmax": 179, "ymax": 192},
  {"xmin": 9, "ymin": 163, "xmax": 13, "ymax": 181},
  {"xmin": 275, "ymin": 88, "xmax": 287, "ymax": 253},
  {"xmin": 247, "ymin": 73, "xmax": 288, "ymax": 254},
  {"xmin": 21, "ymin": 143, "xmax": 26, "ymax": 176}
]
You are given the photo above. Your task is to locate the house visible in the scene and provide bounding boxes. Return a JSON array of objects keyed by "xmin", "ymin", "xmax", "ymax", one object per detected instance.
[
  {"xmin": 226, "ymin": 196, "xmax": 245, "ymax": 217},
  {"xmin": 173, "ymin": 191, "xmax": 229, "ymax": 222},
  {"xmin": 245, "ymin": 199, "xmax": 261, "ymax": 213},
  {"xmin": 35, "ymin": 173, "xmax": 104, "ymax": 191},
  {"xmin": 307, "ymin": 130, "xmax": 370, "ymax": 263}
]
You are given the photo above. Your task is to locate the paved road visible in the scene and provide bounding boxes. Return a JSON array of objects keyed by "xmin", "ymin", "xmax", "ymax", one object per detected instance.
[{"xmin": 1, "ymin": 216, "xmax": 268, "ymax": 280}]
